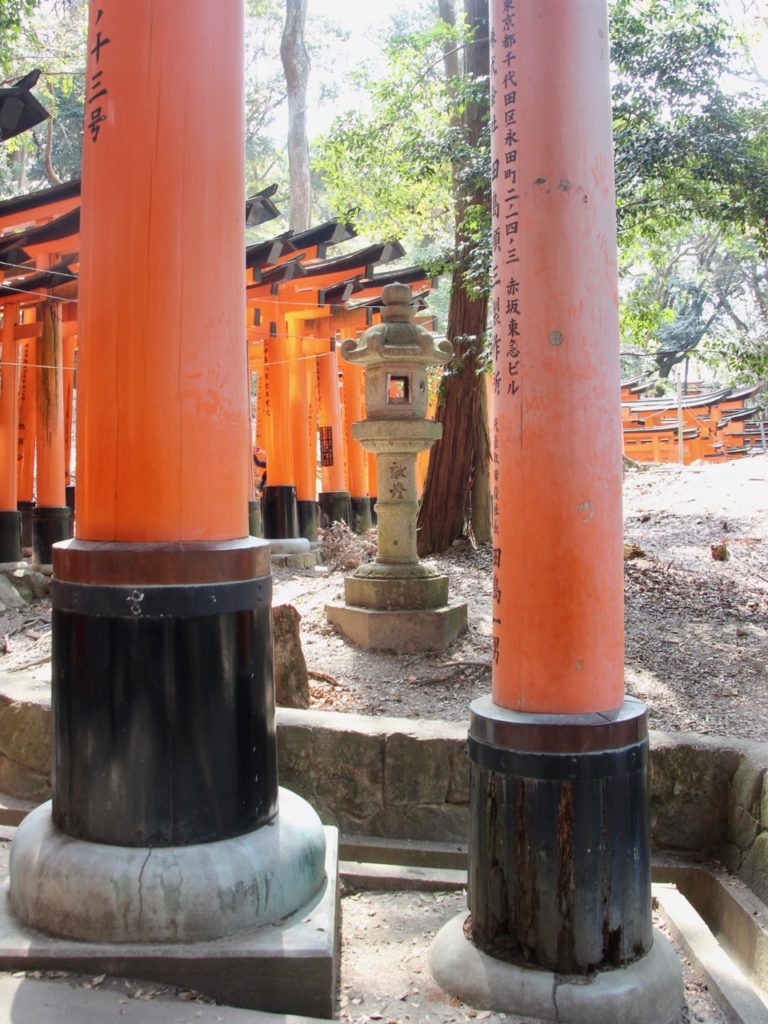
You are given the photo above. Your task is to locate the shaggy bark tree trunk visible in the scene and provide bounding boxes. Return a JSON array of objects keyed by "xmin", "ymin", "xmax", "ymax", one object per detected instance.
[
  {"xmin": 280, "ymin": 0, "xmax": 311, "ymax": 232},
  {"xmin": 417, "ymin": 0, "xmax": 490, "ymax": 555}
]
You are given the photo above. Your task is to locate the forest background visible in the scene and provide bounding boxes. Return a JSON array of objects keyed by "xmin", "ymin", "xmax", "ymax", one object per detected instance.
[{"xmin": 0, "ymin": 0, "xmax": 766, "ymax": 552}]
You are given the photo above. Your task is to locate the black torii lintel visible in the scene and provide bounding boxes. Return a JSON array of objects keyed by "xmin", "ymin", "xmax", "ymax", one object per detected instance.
[
  {"xmin": 288, "ymin": 219, "xmax": 357, "ymax": 260},
  {"xmin": 0, "ymin": 70, "xmax": 50, "ymax": 142},
  {"xmin": 245, "ymin": 184, "xmax": 280, "ymax": 227}
]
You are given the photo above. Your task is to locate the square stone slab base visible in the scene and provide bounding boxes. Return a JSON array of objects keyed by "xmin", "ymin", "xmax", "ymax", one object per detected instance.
[
  {"xmin": 0, "ymin": 828, "xmax": 339, "ymax": 1019},
  {"xmin": 326, "ymin": 599, "xmax": 468, "ymax": 652}
]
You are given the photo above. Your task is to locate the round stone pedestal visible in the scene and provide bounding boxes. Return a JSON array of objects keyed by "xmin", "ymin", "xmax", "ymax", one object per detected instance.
[
  {"xmin": 430, "ymin": 913, "xmax": 683, "ymax": 1024},
  {"xmin": 10, "ymin": 788, "xmax": 327, "ymax": 944}
]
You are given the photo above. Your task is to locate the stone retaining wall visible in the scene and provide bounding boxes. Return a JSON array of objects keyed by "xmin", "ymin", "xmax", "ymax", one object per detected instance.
[{"xmin": 1, "ymin": 695, "xmax": 766, "ymax": 895}]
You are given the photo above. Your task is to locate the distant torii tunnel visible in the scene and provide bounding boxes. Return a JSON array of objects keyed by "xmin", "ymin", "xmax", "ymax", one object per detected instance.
[{"xmin": 0, "ymin": 177, "xmax": 437, "ymax": 559}]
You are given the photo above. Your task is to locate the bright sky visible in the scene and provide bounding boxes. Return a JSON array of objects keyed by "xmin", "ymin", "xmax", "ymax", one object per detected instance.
[{"xmin": 308, "ymin": 0, "xmax": 406, "ymax": 36}]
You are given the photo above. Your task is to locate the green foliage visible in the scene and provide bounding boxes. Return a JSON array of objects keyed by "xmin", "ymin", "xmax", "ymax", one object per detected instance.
[
  {"xmin": 0, "ymin": 0, "xmax": 87, "ymax": 196},
  {"xmin": 314, "ymin": 12, "xmax": 490, "ymax": 291},
  {"xmin": 611, "ymin": 0, "xmax": 768, "ymax": 245},
  {"xmin": 244, "ymin": 0, "xmax": 348, "ymax": 222},
  {"xmin": 621, "ymin": 223, "xmax": 768, "ymax": 380},
  {"xmin": 315, "ymin": 0, "xmax": 766, "ymax": 380},
  {"xmin": 315, "ymin": 21, "xmax": 461, "ymax": 244},
  {"xmin": 0, "ymin": 0, "xmax": 36, "ymax": 73}
]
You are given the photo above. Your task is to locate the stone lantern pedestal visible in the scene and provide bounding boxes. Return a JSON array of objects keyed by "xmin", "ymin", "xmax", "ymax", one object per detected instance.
[{"xmin": 325, "ymin": 284, "xmax": 467, "ymax": 652}]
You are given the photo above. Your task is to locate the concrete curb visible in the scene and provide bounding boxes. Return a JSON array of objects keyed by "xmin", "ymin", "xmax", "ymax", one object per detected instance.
[
  {"xmin": 656, "ymin": 884, "xmax": 768, "ymax": 1024},
  {"xmin": 0, "ymin": 974, "xmax": 335, "ymax": 1024}
]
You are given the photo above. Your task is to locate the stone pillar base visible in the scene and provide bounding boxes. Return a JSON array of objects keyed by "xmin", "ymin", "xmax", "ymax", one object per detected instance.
[
  {"xmin": 345, "ymin": 570, "xmax": 449, "ymax": 610},
  {"xmin": 10, "ymin": 788, "xmax": 326, "ymax": 943},
  {"xmin": 0, "ymin": 801, "xmax": 338, "ymax": 1018},
  {"xmin": 430, "ymin": 913, "xmax": 682, "ymax": 1024},
  {"xmin": 325, "ymin": 598, "xmax": 467, "ymax": 652}
]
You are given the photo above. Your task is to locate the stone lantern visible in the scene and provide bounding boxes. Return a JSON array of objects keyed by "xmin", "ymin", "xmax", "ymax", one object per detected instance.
[{"xmin": 325, "ymin": 283, "xmax": 468, "ymax": 651}]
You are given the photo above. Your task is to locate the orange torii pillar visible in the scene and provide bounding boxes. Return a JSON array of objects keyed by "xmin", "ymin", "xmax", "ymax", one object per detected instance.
[
  {"xmin": 286, "ymin": 311, "xmax": 318, "ymax": 541},
  {"xmin": 261, "ymin": 312, "xmax": 300, "ymax": 539},
  {"xmin": 299, "ymin": 328, "xmax": 335, "ymax": 540},
  {"xmin": 0, "ymin": 306, "xmax": 21, "ymax": 561},
  {"xmin": 339, "ymin": 351, "xmax": 371, "ymax": 532},
  {"xmin": 7, "ymin": 2, "xmax": 328, "ymax": 1000},
  {"xmin": 430, "ymin": 4, "xmax": 682, "ymax": 1021},
  {"xmin": 31, "ymin": 298, "xmax": 72, "ymax": 564},
  {"xmin": 62, "ymin": 303, "xmax": 77, "ymax": 516},
  {"xmin": 249, "ymin": 337, "xmax": 267, "ymax": 536},
  {"xmin": 316, "ymin": 339, "xmax": 351, "ymax": 526},
  {"xmin": 16, "ymin": 329, "xmax": 36, "ymax": 550}
]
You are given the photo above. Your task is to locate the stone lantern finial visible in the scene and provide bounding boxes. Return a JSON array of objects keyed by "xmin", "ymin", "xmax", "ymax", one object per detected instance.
[
  {"xmin": 379, "ymin": 282, "xmax": 413, "ymax": 322},
  {"xmin": 326, "ymin": 283, "xmax": 467, "ymax": 653}
]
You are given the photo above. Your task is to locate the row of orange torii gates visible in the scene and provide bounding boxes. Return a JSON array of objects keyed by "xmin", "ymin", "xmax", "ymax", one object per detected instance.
[
  {"xmin": 621, "ymin": 374, "xmax": 766, "ymax": 465},
  {"xmin": 0, "ymin": 176, "xmax": 439, "ymax": 564},
  {"xmin": 1, "ymin": 174, "xmax": 765, "ymax": 568}
]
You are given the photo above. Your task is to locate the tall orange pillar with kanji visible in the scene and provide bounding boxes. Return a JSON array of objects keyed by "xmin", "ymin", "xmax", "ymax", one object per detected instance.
[
  {"xmin": 7, "ymin": 3, "xmax": 330, "ymax": 1005},
  {"xmin": 429, "ymin": 4, "xmax": 682, "ymax": 1020}
]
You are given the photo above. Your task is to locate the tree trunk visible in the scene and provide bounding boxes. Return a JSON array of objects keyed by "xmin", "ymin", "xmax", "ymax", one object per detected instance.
[
  {"xmin": 417, "ymin": 279, "xmax": 488, "ymax": 555},
  {"xmin": 417, "ymin": 0, "xmax": 490, "ymax": 555},
  {"xmin": 43, "ymin": 120, "xmax": 62, "ymax": 186},
  {"xmin": 280, "ymin": 0, "xmax": 311, "ymax": 231}
]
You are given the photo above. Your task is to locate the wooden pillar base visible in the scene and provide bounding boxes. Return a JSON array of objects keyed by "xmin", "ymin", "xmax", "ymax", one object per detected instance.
[
  {"xmin": 297, "ymin": 500, "xmax": 318, "ymax": 543},
  {"xmin": 350, "ymin": 497, "xmax": 372, "ymax": 534},
  {"xmin": 467, "ymin": 695, "xmax": 652, "ymax": 974},
  {"xmin": 263, "ymin": 486, "xmax": 299, "ymax": 540},
  {"xmin": 32, "ymin": 506, "xmax": 72, "ymax": 565},
  {"xmin": 17, "ymin": 501, "xmax": 34, "ymax": 550},
  {"xmin": 50, "ymin": 538, "xmax": 277, "ymax": 848},
  {"xmin": 318, "ymin": 491, "xmax": 352, "ymax": 529},
  {"xmin": 0, "ymin": 511, "xmax": 22, "ymax": 562},
  {"xmin": 248, "ymin": 499, "xmax": 263, "ymax": 538}
]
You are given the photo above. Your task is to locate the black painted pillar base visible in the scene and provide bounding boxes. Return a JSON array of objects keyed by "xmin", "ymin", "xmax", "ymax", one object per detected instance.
[
  {"xmin": 263, "ymin": 486, "xmax": 299, "ymax": 540},
  {"xmin": 51, "ymin": 538, "xmax": 278, "ymax": 847},
  {"xmin": 65, "ymin": 484, "xmax": 76, "ymax": 517},
  {"xmin": 369, "ymin": 497, "xmax": 378, "ymax": 526},
  {"xmin": 0, "ymin": 511, "xmax": 22, "ymax": 562},
  {"xmin": 248, "ymin": 499, "xmax": 263, "ymax": 538},
  {"xmin": 298, "ymin": 500, "xmax": 318, "ymax": 542},
  {"xmin": 32, "ymin": 506, "xmax": 72, "ymax": 565},
  {"xmin": 318, "ymin": 490, "xmax": 351, "ymax": 528},
  {"xmin": 467, "ymin": 695, "xmax": 652, "ymax": 974},
  {"xmin": 17, "ymin": 501, "xmax": 35, "ymax": 550},
  {"xmin": 350, "ymin": 497, "xmax": 372, "ymax": 534}
]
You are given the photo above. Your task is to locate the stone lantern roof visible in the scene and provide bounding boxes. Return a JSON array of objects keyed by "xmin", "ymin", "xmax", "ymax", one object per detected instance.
[{"xmin": 340, "ymin": 283, "xmax": 453, "ymax": 369}]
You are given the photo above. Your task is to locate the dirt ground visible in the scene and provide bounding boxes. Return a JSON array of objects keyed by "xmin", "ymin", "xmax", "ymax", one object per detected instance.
[
  {"xmin": 0, "ymin": 454, "xmax": 766, "ymax": 743},
  {"xmin": 285, "ymin": 453, "xmax": 768, "ymax": 741}
]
